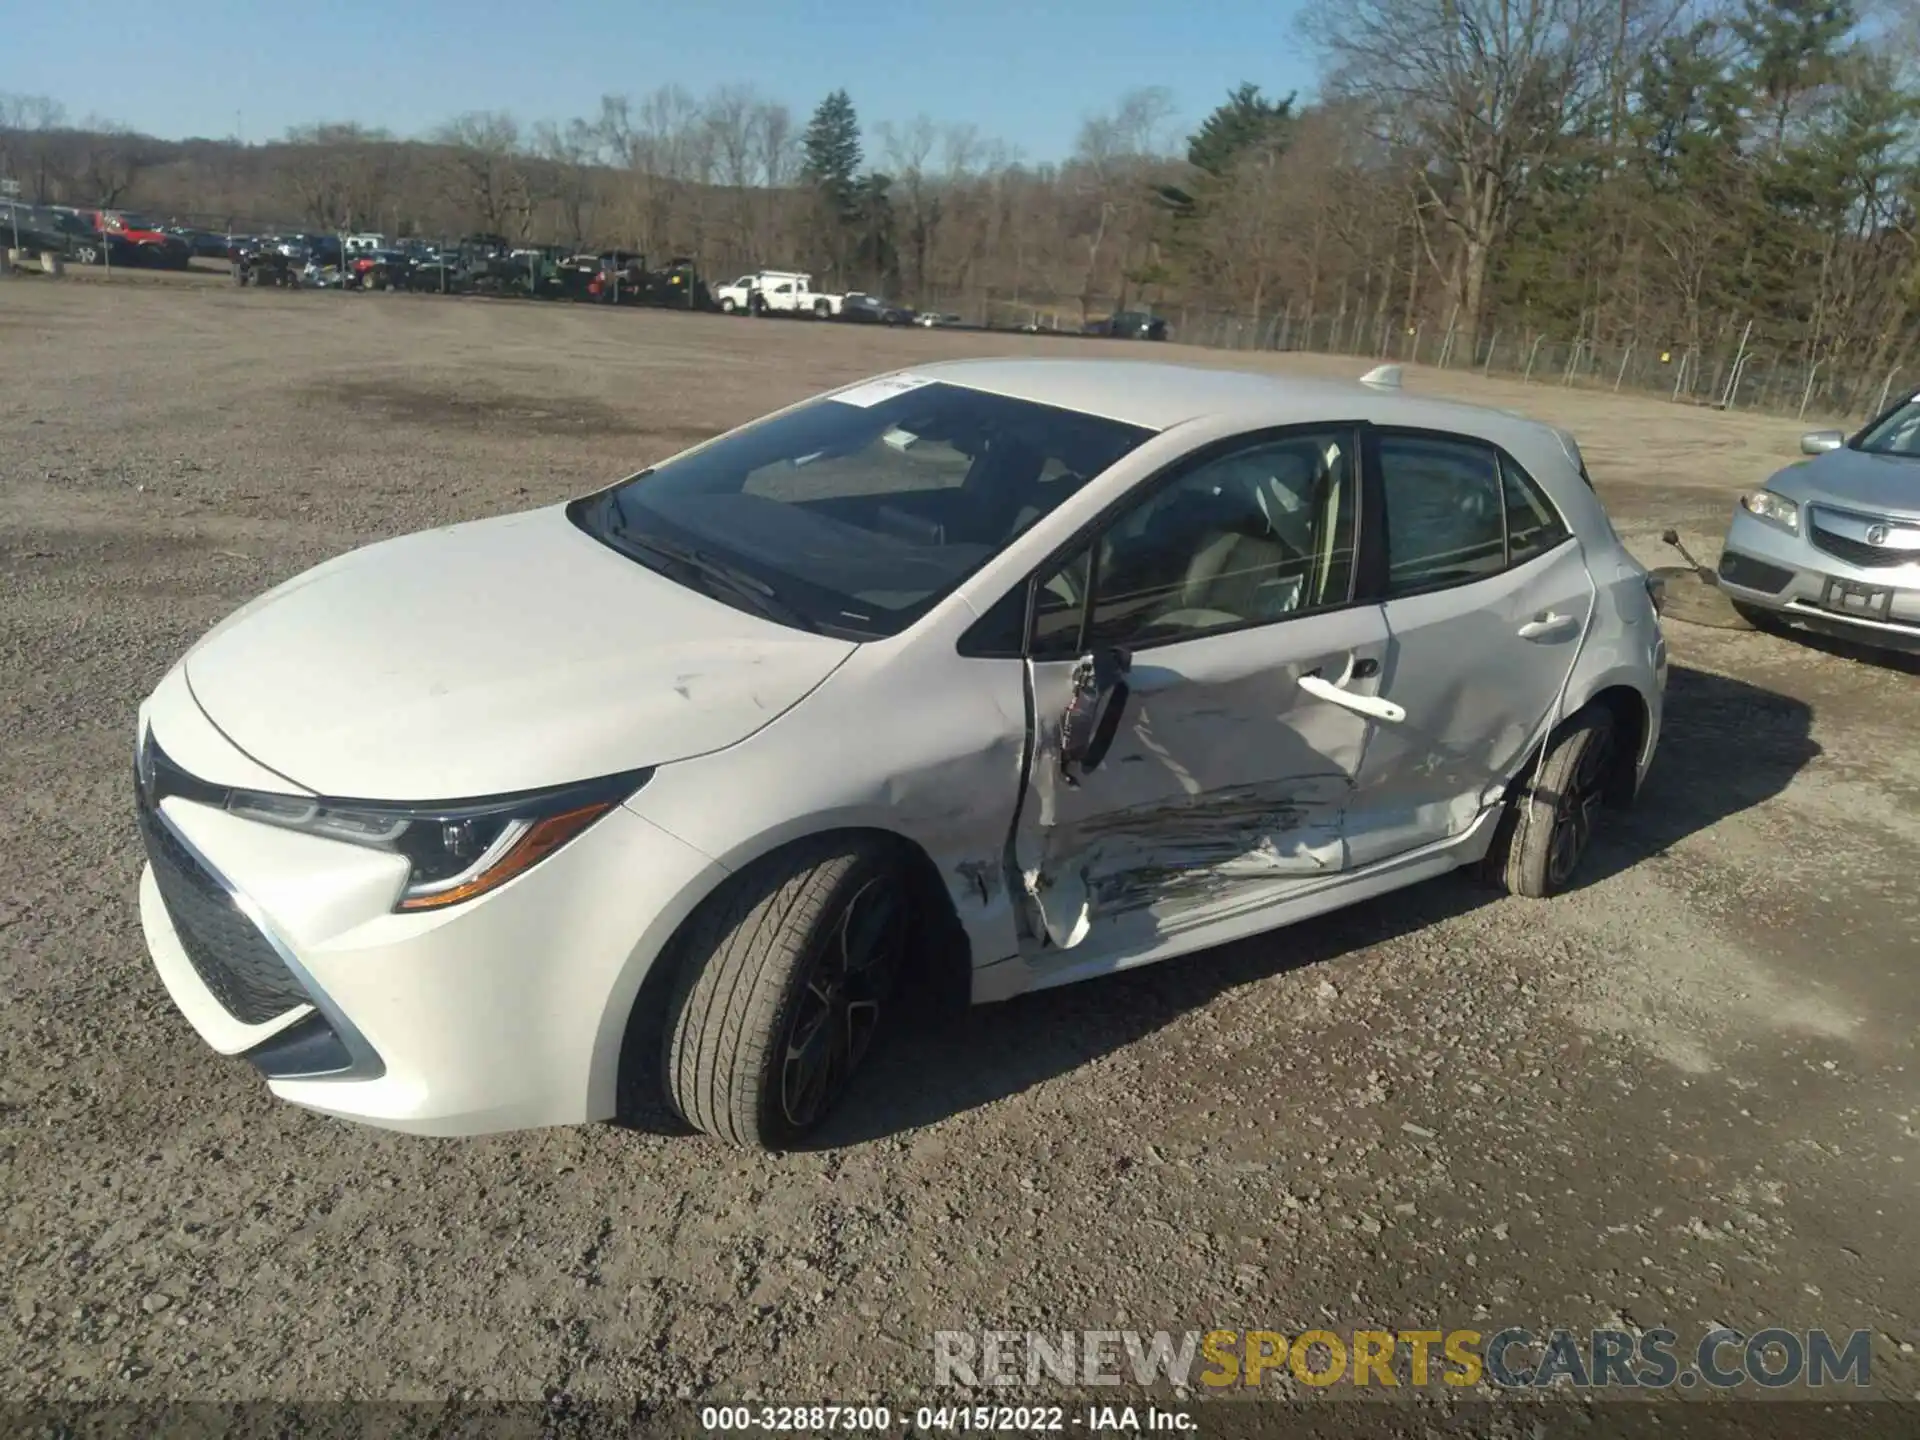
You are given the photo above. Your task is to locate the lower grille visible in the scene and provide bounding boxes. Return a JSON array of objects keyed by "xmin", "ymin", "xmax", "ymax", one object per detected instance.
[
  {"xmin": 1808, "ymin": 522, "xmax": 1911, "ymax": 570},
  {"xmin": 1717, "ymin": 550, "xmax": 1793, "ymax": 594},
  {"xmin": 136, "ymin": 775, "xmax": 311, "ymax": 1026}
]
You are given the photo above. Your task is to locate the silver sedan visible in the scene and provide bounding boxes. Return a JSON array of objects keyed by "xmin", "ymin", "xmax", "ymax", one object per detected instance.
[{"xmin": 1716, "ymin": 393, "xmax": 1920, "ymax": 652}]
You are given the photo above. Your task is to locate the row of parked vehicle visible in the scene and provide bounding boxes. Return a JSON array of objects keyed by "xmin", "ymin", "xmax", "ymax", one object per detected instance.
[
  {"xmin": 0, "ymin": 205, "xmax": 1175, "ymax": 338},
  {"xmin": 706, "ymin": 268, "xmax": 1169, "ymax": 339},
  {"xmin": 0, "ymin": 202, "xmax": 220, "ymax": 269},
  {"xmin": 225, "ymin": 231, "xmax": 710, "ymax": 309}
]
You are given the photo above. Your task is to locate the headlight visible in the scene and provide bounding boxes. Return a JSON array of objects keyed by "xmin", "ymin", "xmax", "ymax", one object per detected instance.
[
  {"xmin": 224, "ymin": 769, "xmax": 650, "ymax": 912},
  {"xmin": 1738, "ymin": 490, "xmax": 1799, "ymax": 533}
]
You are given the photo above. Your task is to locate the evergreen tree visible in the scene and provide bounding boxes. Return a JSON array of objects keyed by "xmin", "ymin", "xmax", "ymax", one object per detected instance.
[
  {"xmin": 1187, "ymin": 83, "xmax": 1295, "ymax": 178},
  {"xmin": 801, "ymin": 90, "xmax": 862, "ymax": 204},
  {"xmin": 1729, "ymin": 0, "xmax": 1856, "ymax": 156},
  {"xmin": 1156, "ymin": 83, "xmax": 1297, "ymax": 305},
  {"xmin": 800, "ymin": 89, "xmax": 864, "ymax": 284}
]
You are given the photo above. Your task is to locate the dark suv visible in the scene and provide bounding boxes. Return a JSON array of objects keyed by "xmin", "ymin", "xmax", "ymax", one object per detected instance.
[{"xmin": 1087, "ymin": 310, "xmax": 1168, "ymax": 340}]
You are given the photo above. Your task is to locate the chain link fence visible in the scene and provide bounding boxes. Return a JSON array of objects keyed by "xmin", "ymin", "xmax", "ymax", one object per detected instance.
[
  {"xmin": 1139, "ymin": 304, "xmax": 1910, "ymax": 427},
  {"xmin": 927, "ymin": 290, "xmax": 1910, "ymax": 427}
]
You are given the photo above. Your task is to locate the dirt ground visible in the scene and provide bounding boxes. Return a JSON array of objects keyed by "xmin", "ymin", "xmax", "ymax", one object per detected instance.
[{"xmin": 2, "ymin": 280, "xmax": 1916, "ymax": 1414}]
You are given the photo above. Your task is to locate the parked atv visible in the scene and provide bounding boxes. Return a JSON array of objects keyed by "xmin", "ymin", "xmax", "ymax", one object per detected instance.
[{"xmin": 232, "ymin": 243, "xmax": 304, "ymax": 288}]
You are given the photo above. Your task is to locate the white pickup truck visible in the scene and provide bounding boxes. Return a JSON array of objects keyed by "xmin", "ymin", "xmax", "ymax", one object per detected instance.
[{"xmin": 713, "ymin": 269, "xmax": 845, "ymax": 318}]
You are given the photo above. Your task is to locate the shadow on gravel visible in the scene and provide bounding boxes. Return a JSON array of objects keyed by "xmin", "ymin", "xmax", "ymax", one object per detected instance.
[
  {"xmin": 1753, "ymin": 622, "xmax": 1920, "ymax": 676},
  {"xmin": 313, "ymin": 378, "xmax": 720, "ymax": 447},
  {"xmin": 615, "ymin": 662, "xmax": 1818, "ymax": 1148},
  {"xmin": 1574, "ymin": 660, "xmax": 1819, "ymax": 890},
  {"xmin": 803, "ymin": 872, "xmax": 1496, "ymax": 1148}
]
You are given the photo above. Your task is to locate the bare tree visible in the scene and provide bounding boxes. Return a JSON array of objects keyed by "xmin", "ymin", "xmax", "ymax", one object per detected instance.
[
  {"xmin": 0, "ymin": 93, "xmax": 70, "ymax": 202},
  {"xmin": 1069, "ymin": 88, "xmax": 1178, "ymax": 320},
  {"xmin": 880, "ymin": 115, "xmax": 942, "ymax": 297},
  {"xmin": 280, "ymin": 123, "xmax": 396, "ymax": 232},
  {"xmin": 1302, "ymin": 0, "xmax": 1619, "ymax": 353},
  {"xmin": 533, "ymin": 118, "xmax": 600, "ymax": 248},
  {"xmin": 434, "ymin": 111, "xmax": 532, "ymax": 238},
  {"xmin": 75, "ymin": 117, "xmax": 151, "ymax": 206},
  {"xmin": 705, "ymin": 86, "xmax": 760, "ymax": 263}
]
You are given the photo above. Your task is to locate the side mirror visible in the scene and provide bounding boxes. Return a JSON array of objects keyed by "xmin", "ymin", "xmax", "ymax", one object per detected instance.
[
  {"xmin": 1800, "ymin": 430, "xmax": 1845, "ymax": 455},
  {"xmin": 1059, "ymin": 647, "xmax": 1132, "ymax": 786}
]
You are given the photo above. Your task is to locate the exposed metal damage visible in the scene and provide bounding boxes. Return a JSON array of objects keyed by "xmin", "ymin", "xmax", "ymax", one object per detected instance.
[{"xmin": 1016, "ymin": 775, "xmax": 1350, "ymax": 949}]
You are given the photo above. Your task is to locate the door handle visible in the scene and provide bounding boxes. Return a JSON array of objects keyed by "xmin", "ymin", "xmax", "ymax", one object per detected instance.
[
  {"xmin": 1517, "ymin": 611, "xmax": 1579, "ymax": 640},
  {"xmin": 1297, "ymin": 672, "xmax": 1407, "ymax": 723}
]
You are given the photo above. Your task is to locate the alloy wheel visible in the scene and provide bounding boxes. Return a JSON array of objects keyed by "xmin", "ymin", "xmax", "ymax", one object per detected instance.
[
  {"xmin": 779, "ymin": 876, "xmax": 908, "ymax": 1131},
  {"xmin": 1546, "ymin": 727, "xmax": 1613, "ymax": 888}
]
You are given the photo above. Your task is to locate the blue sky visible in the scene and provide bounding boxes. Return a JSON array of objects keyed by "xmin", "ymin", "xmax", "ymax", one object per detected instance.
[{"xmin": 5, "ymin": 0, "xmax": 1320, "ymax": 163}]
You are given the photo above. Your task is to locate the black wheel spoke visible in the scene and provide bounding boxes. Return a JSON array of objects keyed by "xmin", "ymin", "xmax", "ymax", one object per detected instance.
[
  {"xmin": 1544, "ymin": 725, "xmax": 1613, "ymax": 888},
  {"xmin": 778, "ymin": 871, "xmax": 909, "ymax": 1131}
]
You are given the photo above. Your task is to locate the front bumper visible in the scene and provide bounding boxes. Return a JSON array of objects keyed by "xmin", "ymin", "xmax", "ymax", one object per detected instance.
[
  {"xmin": 134, "ymin": 691, "xmax": 726, "ymax": 1136},
  {"xmin": 1717, "ymin": 505, "xmax": 1920, "ymax": 651}
]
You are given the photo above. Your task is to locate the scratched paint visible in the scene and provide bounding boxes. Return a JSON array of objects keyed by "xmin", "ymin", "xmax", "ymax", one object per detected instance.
[{"xmin": 1019, "ymin": 775, "xmax": 1350, "ymax": 947}]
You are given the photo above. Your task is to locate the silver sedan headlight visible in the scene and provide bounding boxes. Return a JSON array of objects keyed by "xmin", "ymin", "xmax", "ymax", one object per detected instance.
[{"xmin": 1738, "ymin": 490, "xmax": 1800, "ymax": 533}]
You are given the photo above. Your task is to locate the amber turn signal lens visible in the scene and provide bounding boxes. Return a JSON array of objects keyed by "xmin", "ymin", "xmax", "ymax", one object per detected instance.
[{"xmin": 396, "ymin": 802, "xmax": 615, "ymax": 911}]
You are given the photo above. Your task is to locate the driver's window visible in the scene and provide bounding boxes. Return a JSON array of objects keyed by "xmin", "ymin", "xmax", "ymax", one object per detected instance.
[{"xmin": 1033, "ymin": 429, "xmax": 1359, "ymax": 657}]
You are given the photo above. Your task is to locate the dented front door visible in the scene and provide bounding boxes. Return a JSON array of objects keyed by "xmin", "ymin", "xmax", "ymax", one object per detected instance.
[{"xmin": 1011, "ymin": 604, "xmax": 1392, "ymax": 956}]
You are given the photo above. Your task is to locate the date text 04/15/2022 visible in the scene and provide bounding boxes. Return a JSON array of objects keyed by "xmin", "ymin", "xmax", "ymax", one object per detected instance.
[{"xmin": 698, "ymin": 1404, "xmax": 1196, "ymax": 1432}]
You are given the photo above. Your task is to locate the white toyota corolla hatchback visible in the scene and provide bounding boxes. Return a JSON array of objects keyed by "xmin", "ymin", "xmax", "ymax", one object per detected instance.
[{"xmin": 134, "ymin": 359, "xmax": 1666, "ymax": 1149}]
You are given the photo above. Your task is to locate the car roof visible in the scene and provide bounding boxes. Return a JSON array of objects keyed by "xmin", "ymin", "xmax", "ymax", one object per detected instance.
[{"xmin": 913, "ymin": 357, "xmax": 1568, "ymax": 453}]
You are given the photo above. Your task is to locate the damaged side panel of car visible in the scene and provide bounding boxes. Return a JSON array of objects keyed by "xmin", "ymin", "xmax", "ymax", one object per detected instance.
[
  {"xmin": 1005, "ymin": 644, "xmax": 1370, "ymax": 954},
  {"xmin": 1017, "ymin": 774, "xmax": 1350, "ymax": 949}
]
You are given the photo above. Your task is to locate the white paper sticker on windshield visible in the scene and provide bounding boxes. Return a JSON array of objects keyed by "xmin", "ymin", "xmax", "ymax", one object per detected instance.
[{"xmin": 827, "ymin": 374, "xmax": 936, "ymax": 408}]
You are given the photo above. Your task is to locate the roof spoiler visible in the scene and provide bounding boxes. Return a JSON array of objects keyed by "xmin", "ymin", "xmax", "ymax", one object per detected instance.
[{"xmin": 1359, "ymin": 364, "xmax": 1403, "ymax": 390}]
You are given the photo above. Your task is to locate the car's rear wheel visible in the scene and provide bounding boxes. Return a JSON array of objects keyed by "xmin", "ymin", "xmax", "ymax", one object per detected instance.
[
  {"xmin": 662, "ymin": 836, "xmax": 910, "ymax": 1149},
  {"xmin": 1482, "ymin": 705, "xmax": 1618, "ymax": 899}
]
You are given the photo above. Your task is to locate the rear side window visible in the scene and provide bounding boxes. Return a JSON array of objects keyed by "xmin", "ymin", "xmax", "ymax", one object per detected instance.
[
  {"xmin": 1377, "ymin": 432, "xmax": 1574, "ymax": 599},
  {"xmin": 1502, "ymin": 457, "xmax": 1571, "ymax": 564},
  {"xmin": 1378, "ymin": 435, "xmax": 1507, "ymax": 597}
]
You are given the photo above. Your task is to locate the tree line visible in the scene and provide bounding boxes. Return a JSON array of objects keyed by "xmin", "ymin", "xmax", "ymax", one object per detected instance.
[{"xmin": 3, "ymin": 0, "xmax": 1915, "ymax": 410}]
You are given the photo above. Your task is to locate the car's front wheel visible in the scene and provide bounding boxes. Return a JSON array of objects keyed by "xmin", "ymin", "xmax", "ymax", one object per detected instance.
[
  {"xmin": 1483, "ymin": 705, "xmax": 1618, "ymax": 899},
  {"xmin": 662, "ymin": 836, "xmax": 910, "ymax": 1149}
]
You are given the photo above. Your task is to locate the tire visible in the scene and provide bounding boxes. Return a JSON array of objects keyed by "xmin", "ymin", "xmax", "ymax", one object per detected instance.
[
  {"xmin": 662, "ymin": 836, "xmax": 911, "ymax": 1150},
  {"xmin": 1481, "ymin": 705, "xmax": 1619, "ymax": 900},
  {"xmin": 77, "ymin": 244, "xmax": 101, "ymax": 266},
  {"xmin": 813, "ymin": 299, "xmax": 831, "ymax": 319},
  {"xmin": 720, "ymin": 297, "xmax": 738, "ymax": 314}
]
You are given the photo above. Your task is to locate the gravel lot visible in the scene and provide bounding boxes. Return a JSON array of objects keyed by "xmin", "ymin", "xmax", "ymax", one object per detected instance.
[{"xmin": 2, "ymin": 279, "xmax": 1916, "ymax": 1412}]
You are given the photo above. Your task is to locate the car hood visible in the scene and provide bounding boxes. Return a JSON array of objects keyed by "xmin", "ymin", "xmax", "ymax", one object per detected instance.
[
  {"xmin": 1769, "ymin": 448, "xmax": 1920, "ymax": 520},
  {"xmin": 182, "ymin": 505, "xmax": 857, "ymax": 800}
]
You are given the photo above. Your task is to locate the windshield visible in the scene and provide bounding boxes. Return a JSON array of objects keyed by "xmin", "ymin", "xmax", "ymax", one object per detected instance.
[
  {"xmin": 1856, "ymin": 397, "xmax": 1920, "ymax": 458},
  {"xmin": 571, "ymin": 378, "xmax": 1154, "ymax": 638}
]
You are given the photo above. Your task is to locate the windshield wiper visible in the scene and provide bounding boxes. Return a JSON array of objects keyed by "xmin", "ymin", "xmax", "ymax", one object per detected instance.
[{"xmin": 612, "ymin": 530, "xmax": 819, "ymax": 633}]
